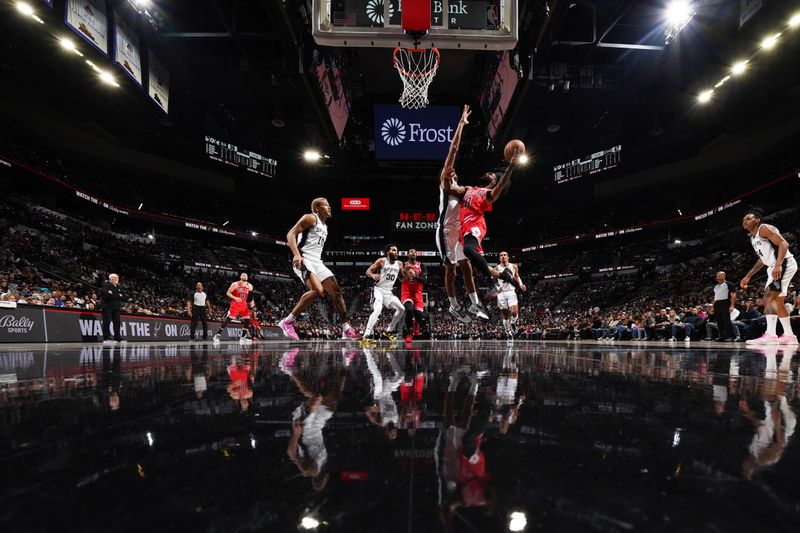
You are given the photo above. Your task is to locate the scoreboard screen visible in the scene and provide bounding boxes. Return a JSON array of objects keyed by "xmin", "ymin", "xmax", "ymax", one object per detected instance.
[
  {"xmin": 554, "ymin": 145, "xmax": 621, "ymax": 184},
  {"xmin": 205, "ymin": 136, "xmax": 277, "ymax": 177}
]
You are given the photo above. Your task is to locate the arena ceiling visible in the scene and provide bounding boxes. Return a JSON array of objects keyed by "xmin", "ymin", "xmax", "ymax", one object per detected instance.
[{"xmin": 1, "ymin": 0, "xmax": 799, "ymax": 220}]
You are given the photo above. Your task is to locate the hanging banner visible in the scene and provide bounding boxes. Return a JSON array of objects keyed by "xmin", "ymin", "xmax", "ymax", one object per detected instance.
[
  {"xmin": 66, "ymin": 0, "xmax": 109, "ymax": 55},
  {"xmin": 148, "ymin": 51, "xmax": 170, "ymax": 113},
  {"xmin": 114, "ymin": 11, "xmax": 142, "ymax": 85}
]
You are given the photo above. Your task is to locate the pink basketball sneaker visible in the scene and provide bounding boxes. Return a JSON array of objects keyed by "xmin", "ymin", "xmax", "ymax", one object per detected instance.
[
  {"xmin": 745, "ymin": 333, "xmax": 779, "ymax": 346},
  {"xmin": 278, "ymin": 318, "xmax": 299, "ymax": 340},
  {"xmin": 777, "ymin": 334, "xmax": 799, "ymax": 345},
  {"xmin": 342, "ymin": 325, "xmax": 359, "ymax": 339}
]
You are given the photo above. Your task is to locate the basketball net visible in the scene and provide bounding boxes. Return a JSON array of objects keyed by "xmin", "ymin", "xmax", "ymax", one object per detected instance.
[{"xmin": 393, "ymin": 47, "xmax": 440, "ymax": 109}]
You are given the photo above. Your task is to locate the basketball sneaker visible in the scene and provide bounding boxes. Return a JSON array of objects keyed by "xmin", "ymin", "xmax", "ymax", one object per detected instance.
[
  {"xmin": 746, "ymin": 333, "xmax": 780, "ymax": 346},
  {"xmin": 449, "ymin": 306, "xmax": 472, "ymax": 324},
  {"xmin": 381, "ymin": 330, "xmax": 397, "ymax": 341},
  {"xmin": 278, "ymin": 318, "xmax": 299, "ymax": 341},
  {"xmin": 468, "ymin": 303, "xmax": 489, "ymax": 320},
  {"xmin": 342, "ymin": 325, "xmax": 359, "ymax": 339},
  {"xmin": 778, "ymin": 334, "xmax": 799, "ymax": 345}
]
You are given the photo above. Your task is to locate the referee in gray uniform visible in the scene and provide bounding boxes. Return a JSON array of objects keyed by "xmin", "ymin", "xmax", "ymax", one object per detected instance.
[
  {"xmin": 188, "ymin": 282, "xmax": 212, "ymax": 340},
  {"xmin": 713, "ymin": 271, "xmax": 737, "ymax": 341}
]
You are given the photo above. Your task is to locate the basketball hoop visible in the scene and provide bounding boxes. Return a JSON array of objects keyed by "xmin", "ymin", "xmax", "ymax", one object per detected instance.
[{"xmin": 393, "ymin": 47, "xmax": 440, "ymax": 109}]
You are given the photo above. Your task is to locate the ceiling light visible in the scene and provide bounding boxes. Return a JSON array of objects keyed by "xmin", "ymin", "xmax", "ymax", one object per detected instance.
[
  {"xmin": 509, "ymin": 511, "xmax": 527, "ymax": 532},
  {"xmin": 138, "ymin": 202, "xmax": 143, "ymax": 210},
  {"xmin": 518, "ymin": 154, "xmax": 529, "ymax": 165},
  {"xmin": 271, "ymin": 118, "xmax": 286, "ymax": 128},
  {"xmin": 664, "ymin": 0, "xmax": 694, "ymax": 43},
  {"xmin": 674, "ymin": 239, "xmax": 681, "ymax": 244},
  {"xmin": 761, "ymin": 33, "xmax": 779, "ymax": 50},
  {"xmin": 697, "ymin": 89, "xmax": 713, "ymax": 104},
  {"xmin": 251, "ymin": 231, "xmax": 257, "ymax": 236},
  {"xmin": 85, "ymin": 59, "xmax": 100, "ymax": 71},
  {"xmin": 15, "ymin": 2, "xmax": 34, "ymax": 17},
  {"xmin": 304, "ymin": 150, "xmax": 321, "ymax": 161},
  {"xmin": 134, "ymin": 0, "xmax": 152, "ymax": 8},
  {"xmin": 98, "ymin": 70, "xmax": 119, "ymax": 87},
  {"xmin": 300, "ymin": 516, "xmax": 320, "ymax": 530},
  {"xmin": 222, "ymin": 220, "xmax": 230, "ymax": 226},
  {"xmin": 714, "ymin": 76, "xmax": 730, "ymax": 88},
  {"xmin": 788, "ymin": 13, "xmax": 800, "ymax": 27},
  {"xmin": 146, "ymin": 234, "xmax": 154, "ymax": 240},
  {"xmin": 730, "ymin": 60, "xmax": 748, "ymax": 75},
  {"xmin": 59, "ymin": 37, "xmax": 76, "ymax": 52}
]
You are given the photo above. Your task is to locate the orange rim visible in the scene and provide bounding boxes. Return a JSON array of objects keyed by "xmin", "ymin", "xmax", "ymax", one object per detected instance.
[{"xmin": 393, "ymin": 47, "xmax": 440, "ymax": 79}]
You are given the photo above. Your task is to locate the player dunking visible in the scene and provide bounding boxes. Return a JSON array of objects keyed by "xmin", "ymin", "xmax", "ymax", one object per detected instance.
[
  {"xmin": 363, "ymin": 244, "xmax": 405, "ymax": 341},
  {"xmin": 494, "ymin": 251, "xmax": 526, "ymax": 339},
  {"xmin": 278, "ymin": 198, "xmax": 359, "ymax": 340},
  {"xmin": 442, "ymin": 154, "xmax": 523, "ymax": 293},
  {"xmin": 740, "ymin": 210, "xmax": 798, "ymax": 345},
  {"xmin": 435, "ymin": 105, "xmax": 484, "ymax": 323},
  {"xmin": 213, "ymin": 272, "xmax": 253, "ymax": 343},
  {"xmin": 400, "ymin": 248, "xmax": 427, "ymax": 342}
]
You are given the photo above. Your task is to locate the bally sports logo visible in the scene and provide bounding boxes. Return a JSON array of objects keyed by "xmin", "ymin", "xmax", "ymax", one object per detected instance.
[
  {"xmin": 0, "ymin": 315, "xmax": 35, "ymax": 334},
  {"xmin": 341, "ymin": 198, "xmax": 371, "ymax": 211}
]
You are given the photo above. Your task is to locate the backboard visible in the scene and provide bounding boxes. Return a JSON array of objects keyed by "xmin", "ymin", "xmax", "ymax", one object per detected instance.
[{"xmin": 312, "ymin": 0, "xmax": 518, "ymax": 50}]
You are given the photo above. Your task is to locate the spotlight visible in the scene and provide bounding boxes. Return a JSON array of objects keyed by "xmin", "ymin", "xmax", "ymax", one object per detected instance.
[
  {"xmin": 730, "ymin": 60, "xmax": 748, "ymax": 75},
  {"xmin": 146, "ymin": 234, "xmax": 154, "ymax": 240},
  {"xmin": 665, "ymin": 0, "xmax": 693, "ymax": 28},
  {"xmin": 99, "ymin": 71, "xmax": 119, "ymax": 87},
  {"xmin": 146, "ymin": 432, "xmax": 155, "ymax": 447},
  {"xmin": 518, "ymin": 154, "xmax": 529, "ymax": 165},
  {"xmin": 714, "ymin": 76, "xmax": 730, "ymax": 88},
  {"xmin": 134, "ymin": 0, "xmax": 152, "ymax": 8},
  {"xmin": 761, "ymin": 33, "xmax": 779, "ymax": 50},
  {"xmin": 697, "ymin": 89, "xmax": 713, "ymax": 104},
  {"xmin": 251, "ymin": 231, "xmax": 257, "ymax": 237},
  {"xmin": 300, "ymin": 516, "xmax": 320, "ymax": 530},
  {"xmin": 15, "ymin": 2, "xmax": 34, "ymax": 17},
  {"xmin": 222, "ymin": 220, "xmax": 230, "ymax": 226},
  {"xmin": 85, "ymin": 59, "xmax": 100, "ymax": 72},
  {"xmin": 674, "ymin": 239, "xmax": 682, "ymax": 244},
  {"xmin": 138, "ymin": 202, "xmax": 143, "ymax": 210},
  {"xmin": 789, "ymin": 13, "xmax": 800, "ymax": 28},
  {"xmin": 304, "ymin": 150, "xmax": 322, "ymax": 161},
  {"xmin": 508, "ymin": 511, "xmax": 528, "ymax": 532},
  {"xmin": 59, "ymin": 37, "xmax": 76, "ymax": 52}
]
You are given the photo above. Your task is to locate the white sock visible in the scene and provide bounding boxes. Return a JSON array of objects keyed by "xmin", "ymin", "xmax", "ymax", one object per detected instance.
[
  {"xmin": 448, "ymin": 375, "xmax": 460, "ymax": 392},
  {"xmin": 779, "ymin": 316, "xmax": 792, "ymax": 336},
  {"xmin": 510, "ymin": 315, "xmax": 517, "ymax": 325},
  {"xmin": 341, "ymin": 322, "xmax": 351, "ymax": 331},
  {"xmin": 449, "ymin": 296, "xmax": 459, "ymax": 309},
  {"xmin": 503, "ymin": 319, "xmax": 510, "ymax": 333},
  {"xmin": 469, "ymin": 292, "xmax": 480, "ymax": 305},
  {"xmin": 469, "ymin": 378, "xmax": 479, "ymax": 395},
  {"xmin": 285, "ymin": 313, "xmax": 295, "ymax": 323},
  {"xmin": 766, "ymin": 315, "xmax": 778, "ymax": 335}
]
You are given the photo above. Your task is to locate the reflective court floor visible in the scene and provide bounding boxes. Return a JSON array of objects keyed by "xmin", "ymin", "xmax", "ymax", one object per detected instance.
[{"xmin": 1, "ymin": 340, "xmax": 799, "ymax": 532}]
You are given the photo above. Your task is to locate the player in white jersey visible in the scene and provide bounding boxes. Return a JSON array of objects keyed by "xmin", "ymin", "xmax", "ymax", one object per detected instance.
[
  {"xmin": 435, "ymin": 104, "xmax": 486, "ymax": 323},
  {"xmin": 364, "ymin": 348, "xmax": 402, "ymax": 440},
  {"xmin": 363, "ymin": 244, "xmax": 405, "ymax": 340},
  {"xmin": 494, "ymin": 251, "xmax": 526, "ymax": 339},
  {"xmin": 279, "ymin": 197, "xmax": 359, "ymax": 340},
  {"xmin": 740, "ymin": 209, "xmax": 798, "ymax": 345}
]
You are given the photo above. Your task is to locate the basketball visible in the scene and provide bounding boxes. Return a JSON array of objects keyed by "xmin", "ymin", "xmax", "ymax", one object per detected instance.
[{"xmin": 504, "ymin": 139, "xmax": 525, "ymax": 163}]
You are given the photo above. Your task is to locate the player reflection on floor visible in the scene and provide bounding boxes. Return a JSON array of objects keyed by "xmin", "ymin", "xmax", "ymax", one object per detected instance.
[
  {"xmin": 283, "ymin": 348, "xmax": 352, "ymax": 491},
  {"xmin": 226, "ymin": 353, "xmax": 254, "ymax": 412},
  {"xmin": 436, "ymin": 367, "xmax": 495, "ymax": 531}
]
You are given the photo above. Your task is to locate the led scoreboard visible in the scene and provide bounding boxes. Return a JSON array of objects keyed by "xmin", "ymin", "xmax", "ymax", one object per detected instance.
[
  {"xmin": 554, "ymin": 145, "xmax": 621, "ymax": 184},
  {"xmin": 205, "ymin": 136, "xmax": 277, "ymax": 177}
]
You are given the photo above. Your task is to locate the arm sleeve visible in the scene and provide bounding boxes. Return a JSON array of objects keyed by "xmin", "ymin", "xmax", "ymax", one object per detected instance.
[{"xmin": 418, "ymin": 263, "xmax": 428, "ymax": 284}]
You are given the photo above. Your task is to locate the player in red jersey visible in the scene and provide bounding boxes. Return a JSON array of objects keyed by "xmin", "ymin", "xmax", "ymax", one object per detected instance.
[
  {"xmin": 442, "ymin": 151, "xmax": 523, "ymax": 290},
  {"xmin": 400, "ymin": 248, "xmax": 427, "ymax": 342},
  {"xmin": 213, "ymin": 272, "xmax": 254, "ymax": 342}
]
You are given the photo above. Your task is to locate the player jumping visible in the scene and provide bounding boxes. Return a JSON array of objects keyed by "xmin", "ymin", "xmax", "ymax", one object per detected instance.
[{"xmin": 435, "ymin": 105, "xmax": 484, "ymax": 323}]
